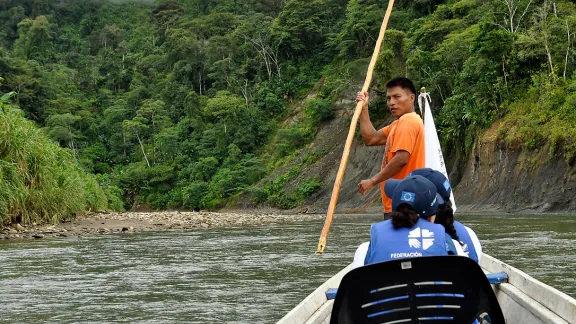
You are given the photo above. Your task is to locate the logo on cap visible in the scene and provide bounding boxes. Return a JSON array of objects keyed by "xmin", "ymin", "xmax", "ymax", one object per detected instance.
[
  {"xmin": 401, "ymin": 191, "xmax": 415, "ymax": 203},
  {"xmin": 443, "ymin": 179, "xmax": 450, "ymax": 191}
]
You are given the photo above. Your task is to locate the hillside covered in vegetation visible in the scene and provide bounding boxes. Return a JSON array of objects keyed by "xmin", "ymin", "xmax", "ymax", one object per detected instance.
[
  {"xmin": 0, "ymin": 86, "xmax": 112, "ymax": 225},
  {"xmin": 1, "ymin": 0, "xmax": 575, "ymax": 214}
]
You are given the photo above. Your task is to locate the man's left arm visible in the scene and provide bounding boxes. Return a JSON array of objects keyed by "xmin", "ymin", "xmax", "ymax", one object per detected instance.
[{"xmin": 358, "ymin": 151, "xmax": 409, "ymax": 195}]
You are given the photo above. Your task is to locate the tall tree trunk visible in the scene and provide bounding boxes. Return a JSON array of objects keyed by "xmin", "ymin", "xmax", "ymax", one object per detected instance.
[
  {"xmin": 151, "ymin": 112, "xmax": 156, "ymax": 165},
  {"xmin": 545, "ymin": 36, "xmax": 556, "ymax": 81},
  {"xmin": 69, "ymin": 140, "xmax": 78, "ymax": 162},
  {"xmin": 564, "ymin": 20, "xmax": 571, "ymax": 80},
  {"xmin": 122, "ymin": 129, "xmax": 127, "ymax": 160},
  {"xmin": 199, "ymin": 73, "xmax": 202, "ymax": 95},
  {"xmin": 240, "ymin": 78, "xmax": 249, "ymax": 106},
  {"xmin": 136, "ymin": 133, "xmax": 150, "ymax": 167},
  {"xmin": 553, "ymin": 2, "xmax": 557, "ymax": 17},
  {"xmin": 502, "ymin": 56, "xmax": 509, "ymax": 92}
]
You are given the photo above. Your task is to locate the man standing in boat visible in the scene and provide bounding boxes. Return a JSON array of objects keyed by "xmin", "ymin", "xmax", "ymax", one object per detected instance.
[{"xmin": 356, "ymin": 77, "xmax": 425, "ymax": 220}]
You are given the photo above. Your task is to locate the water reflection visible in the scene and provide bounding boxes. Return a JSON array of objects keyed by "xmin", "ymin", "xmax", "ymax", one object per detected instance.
[{"xmin": 0, "ymin": 214, "xmax": 573, "ymax": 323}]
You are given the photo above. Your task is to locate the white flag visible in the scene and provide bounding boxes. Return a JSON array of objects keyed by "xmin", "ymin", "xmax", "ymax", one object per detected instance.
[{"xmin": 418, "ymin": 92, "xmax": 456, "ymax": 211}]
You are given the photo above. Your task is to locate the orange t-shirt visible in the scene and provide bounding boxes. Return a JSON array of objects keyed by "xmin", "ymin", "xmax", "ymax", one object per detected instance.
[{"xmin": 380, "ymin": 112, "xmax": 425, "ymax": 213}]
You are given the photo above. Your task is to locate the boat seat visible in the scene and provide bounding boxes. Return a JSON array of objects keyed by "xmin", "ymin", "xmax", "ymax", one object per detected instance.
[{"xmin": 329, "ymin": 256, "xmax": 505, "ymax": 324}]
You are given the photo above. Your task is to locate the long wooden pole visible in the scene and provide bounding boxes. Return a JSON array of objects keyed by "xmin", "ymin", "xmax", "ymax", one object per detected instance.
[{"xmin": 316, "ymin": 0, "xmax": 396, "ymax": 254}]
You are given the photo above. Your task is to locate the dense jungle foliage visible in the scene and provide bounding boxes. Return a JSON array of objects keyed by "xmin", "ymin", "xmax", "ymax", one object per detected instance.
[
  {"xmin": 0, "ymin": 86, "xmax": 111, "ymax": 225},
  {"xmin": 1, "ymin": 0, "xmax": 575, "ymax": 216}
]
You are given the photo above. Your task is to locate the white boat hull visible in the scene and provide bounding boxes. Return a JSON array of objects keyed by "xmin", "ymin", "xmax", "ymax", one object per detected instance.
[{"xmin": 278, "ymin": 254, "xmax": 576, "ymax": 324}]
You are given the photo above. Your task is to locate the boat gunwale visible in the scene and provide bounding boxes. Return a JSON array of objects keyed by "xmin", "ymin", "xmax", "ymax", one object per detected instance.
[
  {"xmin": 279, "ymin": 255, "xmax": 576, "ymax": 324},
  {"xmin": 480, "ymin": 254, "xmax": 576, "ymax": 323},
  {"xmin": 276, "ymin": 264, "xmax": 352, "ymax": 324},
  {"xmin": 494, "ymin": 281, "xmax": 570, "ymax": 323}
]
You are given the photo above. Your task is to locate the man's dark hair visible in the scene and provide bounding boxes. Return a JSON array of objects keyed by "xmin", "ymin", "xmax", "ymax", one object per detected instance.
[{"xmin": 385, "ymin": 77, "xmax": 417, "ymax": 95}]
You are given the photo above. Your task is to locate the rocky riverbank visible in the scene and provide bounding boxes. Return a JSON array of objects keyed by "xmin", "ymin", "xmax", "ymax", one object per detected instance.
[{"xmin": 0, "ymin": 211, "xmax": 326, "ymax": 240}]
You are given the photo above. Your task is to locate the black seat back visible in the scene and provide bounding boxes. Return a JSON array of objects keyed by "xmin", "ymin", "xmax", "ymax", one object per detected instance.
[{"xmin": 330, "ymin": 256, "xmax": 505, "ymax": 324}]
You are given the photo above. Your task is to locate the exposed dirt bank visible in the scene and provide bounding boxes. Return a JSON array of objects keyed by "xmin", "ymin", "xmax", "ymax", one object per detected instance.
[{"xmin": 453, "ymin": 122, "xmax": 576, "ymax": 213}]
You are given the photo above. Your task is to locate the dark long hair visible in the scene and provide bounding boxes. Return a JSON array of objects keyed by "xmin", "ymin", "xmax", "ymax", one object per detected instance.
[
  {"xmin": 391, "ymin": 204, "xmax": 419, "ymax": 229},
  {"xmin": 435, "ymin": 203, "xmax": 460, "ymax": 242}
]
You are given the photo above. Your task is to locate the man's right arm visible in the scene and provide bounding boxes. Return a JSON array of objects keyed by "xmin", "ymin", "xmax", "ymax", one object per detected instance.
[{"xmin": 357, "ymin": 91, "xmax": 387, "ymax": 146}]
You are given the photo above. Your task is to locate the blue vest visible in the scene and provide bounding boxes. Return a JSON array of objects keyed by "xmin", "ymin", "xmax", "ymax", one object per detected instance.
[
  {"xmin": 453, "ymin": 221, "xmax": 479, "ymax": 263},
  {"xmin": 365, "ymin": 219, "xmax": 449, "ymax": 265}
]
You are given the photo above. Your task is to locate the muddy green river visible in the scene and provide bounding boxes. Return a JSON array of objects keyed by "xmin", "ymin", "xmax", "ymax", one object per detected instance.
[{"xmin": 0, "ymin": 214, "xmax": 574, "ymax": 323}]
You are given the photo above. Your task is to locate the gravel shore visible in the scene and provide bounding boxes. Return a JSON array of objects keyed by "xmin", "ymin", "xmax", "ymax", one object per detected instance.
[{"xmin": 0, "ymin": 211, "xmax": 326, "ymax": 240}]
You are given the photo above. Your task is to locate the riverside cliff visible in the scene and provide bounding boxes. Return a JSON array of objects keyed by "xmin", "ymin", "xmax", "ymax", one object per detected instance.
[
  {"xmin": 452, "ymin": 122, "xmax": 576, "ymax": 213},
  {"xmin": 234, "ymin": 92, "xmax": 576, "ymax": 215}
]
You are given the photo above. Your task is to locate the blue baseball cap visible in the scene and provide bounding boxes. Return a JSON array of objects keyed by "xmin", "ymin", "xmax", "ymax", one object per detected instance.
[
  {"xmin": 384, "ymin": 175, "xmax": 439, "ymax": 218},
  {"xmin": 409, "ymin": 168, "xmax": 451, "ymax": 206}
]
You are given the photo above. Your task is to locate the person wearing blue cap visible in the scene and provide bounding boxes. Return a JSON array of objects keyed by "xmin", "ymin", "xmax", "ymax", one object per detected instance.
[
  {"xmin": 352, "ymin": 175, "xmax": 457, "ymax": 268},
  {"xmin": 410, "ymin": 168, "xmax": 482, "ymax": 263}
]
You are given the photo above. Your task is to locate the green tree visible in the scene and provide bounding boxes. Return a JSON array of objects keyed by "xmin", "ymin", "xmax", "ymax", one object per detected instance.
[
  {"xmin": 122, "ymin": 118, "xmax": 151, "ymax": 167},
  {"xmin": 45, "ymin": 113, "xmax": 82, "ymax": 158},
  {"xmin": 271, "ymin": 0, "xmax": 328, "ymax": 57},
  {"xmin": 13, "ymin": 15, "xmax": 52, "ymax": 61}
]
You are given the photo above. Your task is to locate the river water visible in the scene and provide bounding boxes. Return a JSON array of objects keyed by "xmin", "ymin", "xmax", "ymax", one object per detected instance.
[{"xmin": 0, "ymin": 214, "xmax": 574, "ymax": 323}]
